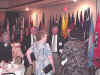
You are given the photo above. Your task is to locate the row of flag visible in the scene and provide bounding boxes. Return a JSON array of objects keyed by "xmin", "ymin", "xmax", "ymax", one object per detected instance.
[
  {"xmin": 3, "ymin": 8, "xmax": 91, "ymax": 41},
  {"xmin": 48, "ymin": 8, "xmax": 91, "ymax": 41}
]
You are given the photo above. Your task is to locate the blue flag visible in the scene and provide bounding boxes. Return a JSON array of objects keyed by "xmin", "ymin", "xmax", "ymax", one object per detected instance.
[{"xmin": 88, "ymin": 15, "xmax": 94, "ymax": 67}]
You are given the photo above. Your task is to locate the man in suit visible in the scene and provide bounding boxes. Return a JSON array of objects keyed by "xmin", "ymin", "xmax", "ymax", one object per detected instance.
[
  {"xmin": 47, "ymin": 25, "xmax": 64, "ymax": 74},
  {"xmin": 23, "ymin": 26, "xmax": 37, "ymax": 75},
  {"xmin": 48, "ymin": 25, "xmax": 64, "ymax": 55},
  {"xmin": 22, "ymin": 26, "xmax": 37, "ymax": 54}
]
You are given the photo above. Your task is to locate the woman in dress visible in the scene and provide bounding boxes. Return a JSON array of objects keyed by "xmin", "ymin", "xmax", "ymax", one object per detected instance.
[
  {"xmin": 11, "ymin": 29, "xmax": 24, "ymax": 61},
  {"xmin": 26, "ymin": 31, "xmax": 55, "ymax": 75}
]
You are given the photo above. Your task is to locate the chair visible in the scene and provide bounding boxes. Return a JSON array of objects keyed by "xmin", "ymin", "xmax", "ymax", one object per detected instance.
[
  {"xmin": 15, "ymin": 56, "xmax": 23, "ymax": 64},
  {"xmin": 1, "ymin": 73, "xmax": 16, "ymax": 75}
]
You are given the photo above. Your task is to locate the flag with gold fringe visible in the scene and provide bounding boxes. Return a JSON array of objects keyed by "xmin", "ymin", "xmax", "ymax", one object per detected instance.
[{"xmin": 61, "ymin": 15, "xmax": 68, "ymax": 39}]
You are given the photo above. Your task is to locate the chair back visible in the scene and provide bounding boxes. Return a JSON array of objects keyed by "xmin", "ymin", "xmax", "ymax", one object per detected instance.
[{"xmin": 2, "ymin": 73, "xmax": 16, "ymax": 75}]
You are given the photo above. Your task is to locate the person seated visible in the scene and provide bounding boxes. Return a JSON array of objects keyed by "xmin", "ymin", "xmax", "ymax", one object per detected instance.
[
  {"xmin": 0, "ymin": 32, "xmax": 12, "ymax": 63},
  {"xmin": 14, "ymin": 56, "xmax": 23, "ymax": 64},
  {"xmin": 11, "ymin": 40, "xmax": 24, "ymax": 61}
]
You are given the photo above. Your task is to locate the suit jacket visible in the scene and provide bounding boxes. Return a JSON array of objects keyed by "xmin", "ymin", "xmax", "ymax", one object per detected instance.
[
  {"xmin": 23, "ymin": 34, "xmax": 37, "ymax": 53},
  {"xmin": 21, "ymin": 34, "xmax": 31, "ymax": 54},
  {"xmin": 47, "ymin": 33, "xmax": 64, "ymax": 53},
  {"xmin": 22, "ymin": 34, "xmax": 36, "ymax": 67}
]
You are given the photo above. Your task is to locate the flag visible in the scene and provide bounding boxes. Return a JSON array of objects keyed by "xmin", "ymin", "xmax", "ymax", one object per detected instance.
[
  {"xmin": 65, "ymin": 15, "xmax": 68, "ymax": 39},
  {"xmin": 6, "ymin": 19, "xmax": 10, "ymax": 34},
  {"xmin": 75, "ymin": 12, "xmax": 79, "ymax": 28},
  {"xmin": 80, "ymin": 11, "xmax": 84, "ymax": 31},
  {"xmin": 42, "ymin": 12, "xmax": 45, "ymax": 24},
  {"xmin": 30, "ymin": 16, "xmax": 33, "ymax": 27},
  {"xmin": 39, "ymin": 21, "xmax": 42, "ymax": 31},
  {"xmin": 61, "ymin": 15, "xmax": 65, "ymax": 37},
  {"xmin": 61, "ymin": 15, "xmax": 68, "ymax": 39},
  {"xmin": 50, "ymin": 16, "xmax": 52, "ymax": 25},
  {"xmin": 58, "ymin": 16, "xmax": 62, "ymax": 35},
  {"xmin": 22, "ymin": 17, "xmax": 24, "ymax": 29},
  {"xmin": 94, "ymin": 13, "xmax": 100, "ymax": 68},
  {"xmin": 53, "ymin": 16, "xmax": 55, "ymax": 25},
  {"xmin": 83, "ymin": 10, "xmax": 88, "ymax": 40},
  {"xmin": 87, "ymin": 8, "xmax": 91, "ymax": 39},
  {"xmin": 49, "ymin": 16, "xmax": 53, "ymax": 35},
  {"xmin": 70, "ymin": 13, "xmax": 75, "ymax": 30},
  {"xmin": 88, "ymin": 15, "xmax": 94, "ymax": 67},
  {"xmin": 39, "ymin": 12, "xmax": 45, "ymax": 30},
  {"xmin": 68, "ymin": 13, "xmax": 71, "ymax": 28},
  {"xmin": 83, "ymin": 8, "xmax": 91, "ymax": 40},
  {"xmin": 36, "ymin": 14, "xmax": 38, "ymax": 26}
]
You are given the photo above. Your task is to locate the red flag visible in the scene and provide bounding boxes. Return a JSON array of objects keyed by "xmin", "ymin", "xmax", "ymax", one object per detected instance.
[{"xmin": 94, "ymin": 13, "xmax": 100, "ymax": 68}]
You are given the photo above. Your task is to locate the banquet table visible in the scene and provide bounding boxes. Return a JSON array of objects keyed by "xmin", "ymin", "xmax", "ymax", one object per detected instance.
[{"xmin": 0, "ymin": 63, "xmax": 25, "ymax": 75}]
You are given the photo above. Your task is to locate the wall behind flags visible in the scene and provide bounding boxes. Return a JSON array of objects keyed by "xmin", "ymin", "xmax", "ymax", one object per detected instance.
[
  {"xmin": 0, "ymin": 0, "xmax": 97, "ymax": 31},
  {"xmin": 7, "ymin": 0, "xmax": 96, "ymax": 31},
  {"xmin": 97, "ymin": 0, "xmax": 100, "ymax": 14},
  {"xmin": 41, "ymin": 0, "xmax": 96, "ymax": 31},
  {"xmin": 0, "ymin": 11, "xmax": 5, "ymax": 25}
]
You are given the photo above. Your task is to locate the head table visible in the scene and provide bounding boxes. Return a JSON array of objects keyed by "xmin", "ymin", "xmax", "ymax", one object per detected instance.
[{"xmin": 0, "ymin": 63, "xmax": 25, "ymax": 75}]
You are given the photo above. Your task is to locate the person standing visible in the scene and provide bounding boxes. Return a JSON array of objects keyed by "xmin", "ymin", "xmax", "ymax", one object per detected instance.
[
  {"xmin": 30, "ymin": 26, "xmax": 38, "ymax": 45},
  {"xmin": 23, "ymin": 26, "xmax": 38, "ymax": 54},
  {"xmin": 48, "ymin": 25, "xmax": 64, "ymax": 55},
  {"xmin": 24, "ymin": 26, "xmax": 38, "ymax": 75},
  {"xmin": 47, "ymin": 25, "xmax": 65, "ymax": 74},
  {"xmin": 26, "ymin": 31, "xmax": 55, "ymax": 75}
]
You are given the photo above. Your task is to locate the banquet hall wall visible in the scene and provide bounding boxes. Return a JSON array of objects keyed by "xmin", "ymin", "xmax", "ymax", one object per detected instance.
[
  {"xmin": 97, "ymin": 0, "xmax": 100, "ymax": 13},
  {"xmin": 0, "ymin": 0, "xmax": 96, "ymax": 31},
  {"xmin": 20, "ymin": 0, "xmax": 96, "ymax": 31}
]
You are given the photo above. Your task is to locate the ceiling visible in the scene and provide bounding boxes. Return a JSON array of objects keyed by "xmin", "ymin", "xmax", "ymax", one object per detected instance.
[
  {"xmin": 0, "ymin": 0, "xmax": 76, "ymax": 10},
  {"xmin": 0, "ymin": 0, "xmax": 92, "ymax": 11}
]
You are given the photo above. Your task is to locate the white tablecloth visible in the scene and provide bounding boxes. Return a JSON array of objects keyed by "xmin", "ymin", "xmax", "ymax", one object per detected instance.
[{"xmin": 0, "ymin": 64, "xmax": 25, "ymax": 75}]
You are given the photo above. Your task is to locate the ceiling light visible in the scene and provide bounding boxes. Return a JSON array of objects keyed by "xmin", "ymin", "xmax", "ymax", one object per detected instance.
[
  {"xmin": 73, "ymin": 0, "xmax": 77, "ymax": 2},
  {"xmin": 25, "ymin": 8, "xmax": 30, "ymax": 11}
]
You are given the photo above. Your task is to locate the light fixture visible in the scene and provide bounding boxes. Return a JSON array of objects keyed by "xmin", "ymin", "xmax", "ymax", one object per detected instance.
[
  {"xmin": 25, "ymin": 7, "xmax": 30, "ymax": 11},
  {"xmin": 64, "ymin": 8, "xmax": 67, "ymax": 12},
  {"xmin": 73, "ymin": 0, "xmax": 77, "ymax": 2}
]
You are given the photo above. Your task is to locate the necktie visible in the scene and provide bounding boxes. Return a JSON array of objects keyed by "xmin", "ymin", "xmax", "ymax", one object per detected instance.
[
  {"xmin": 31, "ymin": 35, "xmax": 36, "ymax": 45},
  {"xmin": 33, "ymin": 36, "xmax": 35, "ymax": 42}
]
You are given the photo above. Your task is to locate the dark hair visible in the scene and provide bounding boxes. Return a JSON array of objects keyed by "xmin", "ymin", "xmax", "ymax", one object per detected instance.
[{"xmin": 36, "ymin": 31, "xmax": 47, "ymax": 41}]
